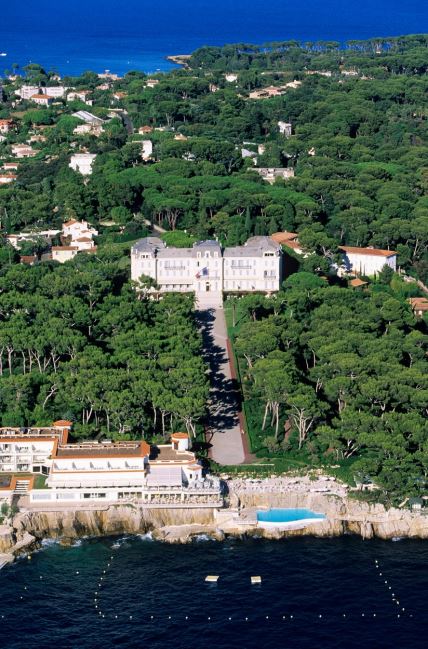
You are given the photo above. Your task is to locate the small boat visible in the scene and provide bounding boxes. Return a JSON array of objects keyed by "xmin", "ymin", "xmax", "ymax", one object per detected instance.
[{"xmin": 0, "ymin": 53, "xmax": 7, "ymax": 57}]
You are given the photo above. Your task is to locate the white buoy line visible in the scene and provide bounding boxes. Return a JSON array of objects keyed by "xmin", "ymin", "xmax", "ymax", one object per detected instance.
[
  {"xmin": 374, "ymin": 559, "xmax": 409, "ymax": 617},
  {"xmin": 87, "ymin": 553, "xmax": 411, "ymax": 623},
  {"xmin": 93, "ymin": 554, "xmax": 116, "ymax": 619}
]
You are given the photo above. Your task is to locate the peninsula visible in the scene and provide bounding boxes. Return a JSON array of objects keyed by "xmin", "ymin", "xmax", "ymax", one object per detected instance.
[{"xmin": 0, "ymin": 35, "xmax": 427, "ymax": 561}]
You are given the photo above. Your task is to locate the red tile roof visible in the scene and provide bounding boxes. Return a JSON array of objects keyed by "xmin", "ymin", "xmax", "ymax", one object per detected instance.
[
  {"xmin": 340, "ymin": 246, "xmax": 396, "ymax": 257},
  {"xmin": 349, "ymin": 278, "xmax": 368, "ymax": 287},
  {"xmin": 271, "ymin": 231, "xmax": 299, "ymax": 243}
]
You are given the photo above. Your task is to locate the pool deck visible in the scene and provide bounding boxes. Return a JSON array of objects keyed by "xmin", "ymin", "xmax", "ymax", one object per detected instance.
[{"xmin": 257, "ymin": 518, "xmax": 326, "ymax": 530}]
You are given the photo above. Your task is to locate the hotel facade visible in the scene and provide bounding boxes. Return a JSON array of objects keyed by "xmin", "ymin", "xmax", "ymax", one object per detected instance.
[
  {"xmin": 0, "ymin": 425, "xmax": 221, "ymax": 508},
  {"xmin": 131, "ymin": 236, "xmax": 283, "ymax": 297}
]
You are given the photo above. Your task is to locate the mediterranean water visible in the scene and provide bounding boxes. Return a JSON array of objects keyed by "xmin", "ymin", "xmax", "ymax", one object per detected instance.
[
  {"xmin": 1, "ymin": 535, "xmax": 428, "ymax": 648},
  {"xmin": 1, "ymin": 0, "xmax": 428, "ymax": 76}
]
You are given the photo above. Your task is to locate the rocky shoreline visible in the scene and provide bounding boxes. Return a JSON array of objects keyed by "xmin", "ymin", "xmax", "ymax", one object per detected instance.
[{"xmin": 1, "ymin": 476, "xmax": 428, "ymax": 565}]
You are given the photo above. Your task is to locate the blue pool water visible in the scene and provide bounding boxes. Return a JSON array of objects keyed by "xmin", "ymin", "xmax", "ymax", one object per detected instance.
[{"xmin": 257, "ymin": 508, "xmax": 326, "ymax": 523}]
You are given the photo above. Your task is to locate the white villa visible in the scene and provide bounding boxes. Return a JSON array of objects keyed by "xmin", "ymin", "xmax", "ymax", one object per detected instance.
[
  {"xmin": 30, "ymin": 94, "xmax": 54, "ymax": 107},
  {"xmin": 272, "ymin": 232, "xmax": 397, "ymax": 277},
  {"xmin": 62, "ymin": 218, "xmax": 98, "ymax": 241},
  {"xmin": 278, "ymin": 121, "xmax": 292, "ymax": 136},
  {"xmin": 6, "ymin": 229, "xmax": 61, "ymax": 249},
  {"xmin": 131, "ymin": 236, "xmax": 283, "ymax": 300},
  {"xmin": 338, "ymin": 246, "xmax": 397, "ymax": 277},
  {"xmin": 0, "ymin": 424, "xmax": 221, "ymax": 508},
  {"xmin": 141, "ymin": 139, "xmax": 153, "ymax": 161},
  {"xmin": 69, "ymin": 153, "xmax": 97, "ymax": 175},
  {"xmin": 254, "ymin": 167, "xmax": 295, "ymax": 183}
]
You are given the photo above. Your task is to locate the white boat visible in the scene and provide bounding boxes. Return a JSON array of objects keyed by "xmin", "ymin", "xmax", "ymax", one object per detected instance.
[{"xmin": 0, "ymin": 53, "xmax": 7, "ymax": 57}]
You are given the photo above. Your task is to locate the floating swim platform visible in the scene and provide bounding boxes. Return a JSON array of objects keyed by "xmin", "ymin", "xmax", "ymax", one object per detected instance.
[{"xmin": 205, "ymin": 575, "xmax": 219, "ymax": 583}]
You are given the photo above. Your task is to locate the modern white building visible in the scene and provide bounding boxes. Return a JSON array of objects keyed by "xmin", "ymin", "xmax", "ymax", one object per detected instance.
[
  {"xmin": 0, "ymin": 421, "xmax": 71, "ymax": 474},
  {"xmin": 131, "ymin": 236, "xmax": 283, "ymax": 298},
  {"xmin": 69, "ymin": 153, "xmax": 97, "ymax": 175},
  {"xmin": 0, "ymin": 423, "xmax": 220, "ymax": 507},
  {"xmin": 40, "ymin": 86, "xmax": 67, "ymax": 98},
  {"xmin": 16, "ymin": 85, "xmax": 40, "ymax": 100},
  {"xmin": 338, "ymin": 246, "xmax": 397, "ymax": 277}
]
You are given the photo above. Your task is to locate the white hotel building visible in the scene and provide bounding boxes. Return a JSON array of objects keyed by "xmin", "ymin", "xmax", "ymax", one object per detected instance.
[
  {"xmin": 131, "ymin": 236, "xmax": 283, "ymax": 303},
  {"xmin": 0, "ymin": 425, "xmax": 221, "ymax": 508}
]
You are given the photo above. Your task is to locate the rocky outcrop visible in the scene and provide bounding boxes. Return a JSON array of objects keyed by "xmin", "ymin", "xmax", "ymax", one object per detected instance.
[
  {"xmin": 1, "ymin": 476, "xmax": 428, "ymax": 564},
  {"xmin": 230, "ymin": 485, "xmax": 428, "ymax": 540},
  {"xmin": 13, "ymin": 506, "xmax": 216, "ymax": 544}
]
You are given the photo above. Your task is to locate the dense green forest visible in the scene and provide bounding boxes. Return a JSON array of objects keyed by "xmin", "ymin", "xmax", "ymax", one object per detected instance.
[
  {"xmin": 0, "ymin": 35, "xmax": 427, "ymax": 495},
  {"xmin": 0, "ymin": 253, "xmax": 207, "ymax": 440},
  {"xmin": 1, "ymin": 34, "xmax": 427, "ymax": 279},
  {"xmin": 227, "ymin": 273, "xmax": 427, "ymax": 499}
]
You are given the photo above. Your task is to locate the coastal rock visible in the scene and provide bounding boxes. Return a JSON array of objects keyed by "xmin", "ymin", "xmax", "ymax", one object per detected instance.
[
  {"xmin": 0, "ymin": 525, "xmax": 16, "ymax": 554},
  {"xmin": 5, "ymin": 476, "xmax": 428, "ymax": 552},
  {"xmin": 13, "ymin": 506, "xmax": 216, "ymax": 544}
]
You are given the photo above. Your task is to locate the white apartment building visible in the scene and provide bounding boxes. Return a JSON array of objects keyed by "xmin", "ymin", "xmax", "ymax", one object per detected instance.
[
  {"xmin": 131, "ymin": 236, "xmax": 283, "ymax": 296},
  {"xmin": 69, "ymin": 153, "xmax": 97, "ymax": 175},
  {"xmin": 16, "ymin": 85, "xmax": 40, "ymax": 100},
  {"xmin": 0, "ymin": 421, "xmax": 71, "ymax": 474},
  {"xmin": 40, "ymin": 86, "xmax": 67, "ymax": 98}
]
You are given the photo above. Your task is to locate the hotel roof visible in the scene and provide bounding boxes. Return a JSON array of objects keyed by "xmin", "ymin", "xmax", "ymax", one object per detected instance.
[
  {"xmin": 55, "ymin": 440, "xmax": 150, "ymax": 459},
  {"xmin": 224, "ymin": 236, "xmax": 281, "ymax": 257},
  {"xmin": 150, "ymin": 445, "xmax": 195, "ymax": 464}
]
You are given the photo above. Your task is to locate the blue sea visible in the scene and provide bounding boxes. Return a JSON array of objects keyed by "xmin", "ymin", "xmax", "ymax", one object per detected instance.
[
  {"xmin": 0, "ymin": 0, "xmax": 427, "ymax": 76},
  {"xmin": 1, "ymin": 536, "xmax": 428, "ymax": 648}
]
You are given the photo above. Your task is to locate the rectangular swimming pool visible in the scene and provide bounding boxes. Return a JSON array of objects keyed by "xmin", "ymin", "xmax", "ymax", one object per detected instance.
[{"xmin": 257, "ymin": 508, "xmax": 326, "ymax": 524}]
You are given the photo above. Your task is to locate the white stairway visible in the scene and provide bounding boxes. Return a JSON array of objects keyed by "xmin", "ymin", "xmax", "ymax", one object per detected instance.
[{"xmin": 14, "ymin": 479, "xmax": 30, "ymax": 494}]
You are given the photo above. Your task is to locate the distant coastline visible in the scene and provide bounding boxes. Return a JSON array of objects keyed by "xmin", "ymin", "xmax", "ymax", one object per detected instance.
[{"xmin": 166, "ymin": 54, "xmax": 192, "ymax": 68}]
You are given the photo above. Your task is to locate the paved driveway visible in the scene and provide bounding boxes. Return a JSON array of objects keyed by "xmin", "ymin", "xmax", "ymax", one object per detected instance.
[{"xmin": 197, "ymin": 307, "xmax": 245, "ymax": 465}]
